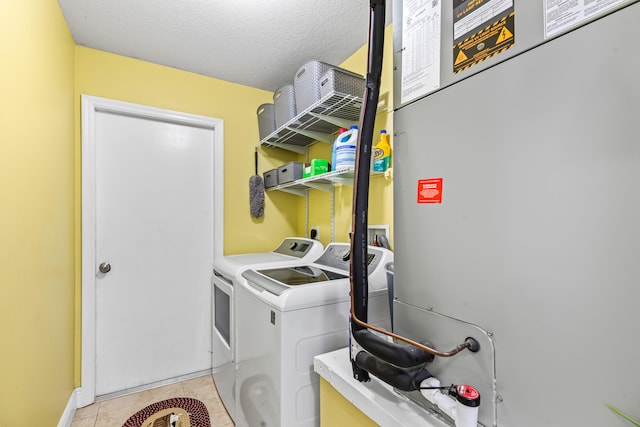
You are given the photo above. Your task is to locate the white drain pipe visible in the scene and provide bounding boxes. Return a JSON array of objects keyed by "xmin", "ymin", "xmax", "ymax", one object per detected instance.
[{"xmin": 419, "ymin": 377, "xmax": 480, "ymax": 427}]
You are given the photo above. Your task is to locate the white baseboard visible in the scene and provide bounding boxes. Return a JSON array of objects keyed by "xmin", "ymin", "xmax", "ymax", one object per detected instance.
[
  {"xmin": 75, "ymin": 385, "xmax": 95, "ymax": 410},
  {"xmin": 57, "ymin": 388, "xmax": 79, "ymax": 427}
]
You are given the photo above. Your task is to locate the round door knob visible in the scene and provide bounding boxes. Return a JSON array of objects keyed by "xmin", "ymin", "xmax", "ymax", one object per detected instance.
[{"xmin": 99, "ymin": 262, "xmax": 111, "ymax": 273}]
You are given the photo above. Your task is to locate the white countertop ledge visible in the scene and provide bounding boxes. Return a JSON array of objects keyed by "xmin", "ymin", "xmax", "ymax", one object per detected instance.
[{"xmin": 314, "ymin": 347, "xmax": 449, "ymax": 427}]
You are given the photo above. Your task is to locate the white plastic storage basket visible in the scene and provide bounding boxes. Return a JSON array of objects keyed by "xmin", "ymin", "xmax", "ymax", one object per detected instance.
[
  {"xmin": 319, "ymin": 68, "xmax": 365, "ymax": 99},
  {"xmin": 293, "ymin": 60, "xmax": 334, "ymax": 112},
  {"xmin": 273, "ymin": 84, "xmax": 297, "ymax": 129},
  {"xmin": 257, "ymin": 103, "xmax": 276, "ymax": 140}
]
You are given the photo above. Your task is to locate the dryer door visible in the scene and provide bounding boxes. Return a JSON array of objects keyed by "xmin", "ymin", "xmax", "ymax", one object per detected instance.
[
  {"xmin": 212, "ymin": 270, "xmax": 237, "ymax": 420},
  {"xmin": 212, "ymin": 271, "xmax": 233, "ymax": 368}
]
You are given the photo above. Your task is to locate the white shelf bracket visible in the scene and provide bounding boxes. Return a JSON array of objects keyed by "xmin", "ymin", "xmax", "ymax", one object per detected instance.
[
  {"xmin": 263, "ymin": 142, "xmax": 308, "ymax": 154},
  {"xmin": 286, "ymin": 127, "xmax": 332, "ymax": 143},
  {"xmin": 268, "ymin": 186, "xmax": 308, "ymax": 196},
  {"xmin": 308, "ymin": 112, "xmax": 355, "ymax": 129},
  {"xmin": 303, "ymin": 181, "xmax": 333, "ymax": 193}
]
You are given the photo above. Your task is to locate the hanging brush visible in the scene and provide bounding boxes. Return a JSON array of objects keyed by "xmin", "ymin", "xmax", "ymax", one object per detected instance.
[{"xmin": 249, "ymin": 147, "xmax": 264, "ymax": 218}]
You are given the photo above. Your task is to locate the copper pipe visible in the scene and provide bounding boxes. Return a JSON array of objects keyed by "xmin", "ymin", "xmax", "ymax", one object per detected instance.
[{"xmin": 350, "ymin": 297, "xmax": 473, "ymax": 358}]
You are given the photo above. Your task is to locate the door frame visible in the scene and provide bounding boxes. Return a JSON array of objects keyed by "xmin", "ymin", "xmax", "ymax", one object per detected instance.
[{"xmin": 78, "ymin": 95, "xmax": 224, "ymax": 407}]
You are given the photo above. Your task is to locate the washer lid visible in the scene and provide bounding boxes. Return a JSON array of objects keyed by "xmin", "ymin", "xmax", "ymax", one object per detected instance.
[
  {"xmin": 242, "ymin": 266, "xmax": 347, "ymax": 296},
  {"xmin": 258, "ymin": 265, "xmax": 347, "ymax": 286}
]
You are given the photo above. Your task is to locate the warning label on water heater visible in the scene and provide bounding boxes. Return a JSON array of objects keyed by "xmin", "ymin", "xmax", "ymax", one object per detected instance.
[
  {"xmin": 417, "ymin": 178, "xmax": 443, "ymax": 204},
  {"xmin": 453, "ymin": 0, "xmax": 515, "ymax": 74}
]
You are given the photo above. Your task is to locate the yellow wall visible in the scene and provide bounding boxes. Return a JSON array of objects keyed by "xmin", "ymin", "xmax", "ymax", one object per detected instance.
[
  {"xmin": 320, "ymin": 378, "xmax": 378, "ymax": 427},
  {"xmin": 0, "ymin": 1, "xmax": 76, "ymax": 426},
  {"xmin": 300, "ymin": 25, "xmax": 395, "ymax": 248}
]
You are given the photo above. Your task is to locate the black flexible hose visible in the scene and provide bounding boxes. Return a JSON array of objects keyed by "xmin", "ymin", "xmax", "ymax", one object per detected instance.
[
  {"xmin": 349, "ymin": 0, "xmax": 386, "ymax": 383},
  {"xmin": 349, "ymin": 3, "xmax": 480, "ymax": 383},
  {"xmin": 350, "ymin": 0, "xmax": 386, "ymax": 331}
]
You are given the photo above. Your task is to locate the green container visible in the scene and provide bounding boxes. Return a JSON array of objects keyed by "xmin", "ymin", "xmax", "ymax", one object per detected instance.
[{"xmin": 303, "ymin": 159, "xmax": 330, "ymax": 178}]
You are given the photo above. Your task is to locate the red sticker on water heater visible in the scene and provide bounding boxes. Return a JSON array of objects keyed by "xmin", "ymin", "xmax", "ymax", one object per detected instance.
[{"xmin": 417, "ymin": 178, "xmax": 443, "ymax": 204}]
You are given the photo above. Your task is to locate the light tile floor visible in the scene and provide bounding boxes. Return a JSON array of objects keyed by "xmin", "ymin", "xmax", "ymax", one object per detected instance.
[{"xmin": 71, "ymin": 374, "xmax": 234, "ymax": 427}]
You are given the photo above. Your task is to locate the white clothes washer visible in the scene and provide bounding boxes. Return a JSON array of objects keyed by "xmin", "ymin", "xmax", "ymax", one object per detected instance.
[
  {"xmin": 234, "ymin": 243, "xmax": 393, "ymax": 427},
  {"xmin": 211, "ymin": 237, "xmax": 324, "ymax": 421}
]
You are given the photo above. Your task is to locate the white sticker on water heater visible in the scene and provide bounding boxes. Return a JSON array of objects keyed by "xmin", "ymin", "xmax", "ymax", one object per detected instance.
[
  {"xmin": 400, "ymin": 0, "xmax": 442, "ymax": 104},
  {"xmin": 544, "ymin": 0, "xmax": 627, "ymax": 39}
]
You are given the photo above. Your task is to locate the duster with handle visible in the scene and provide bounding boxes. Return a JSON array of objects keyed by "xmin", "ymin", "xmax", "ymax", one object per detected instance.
[{"xmin": 249, "ymin": 148, "xmax": 264, "ymax": 218}]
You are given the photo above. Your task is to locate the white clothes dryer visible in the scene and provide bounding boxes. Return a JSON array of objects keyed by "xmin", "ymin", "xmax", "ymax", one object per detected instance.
[
  {"xmin": 234, "ymin": 243, "xmax": 393, "ymax": 427},
  {"xmin": 211, "ymin": 237, "xmax": 323, "ymax": 421}
]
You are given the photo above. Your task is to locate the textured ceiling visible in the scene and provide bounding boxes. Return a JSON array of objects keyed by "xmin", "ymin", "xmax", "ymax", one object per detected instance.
[{"xmin": 58, "ymin": 0, "xmax": 392, "ymax": 92}]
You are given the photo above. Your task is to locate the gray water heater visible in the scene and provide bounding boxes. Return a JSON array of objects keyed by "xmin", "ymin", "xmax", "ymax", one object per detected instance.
[{"xmin": 392, "ymin": 1, "xmax": 640, "ymax": 425}]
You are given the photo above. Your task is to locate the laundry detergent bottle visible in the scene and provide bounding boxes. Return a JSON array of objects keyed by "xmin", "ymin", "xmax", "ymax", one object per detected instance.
[
  {"xmin": 372, "ymin": 129, "xmax": 391, "ymax": 172},
  {"xmin": 331, "ymin": 127, "xmax": 348, "ymax": 171},
  {"xmin": 334, "ymin": 125, "xmax": 358, "ymax": 171}
]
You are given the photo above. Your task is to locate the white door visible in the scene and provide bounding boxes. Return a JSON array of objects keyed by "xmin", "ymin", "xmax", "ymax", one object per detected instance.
[{"xmin": 81, "ymin": 96, "xmax": 224, "ymax": 403}]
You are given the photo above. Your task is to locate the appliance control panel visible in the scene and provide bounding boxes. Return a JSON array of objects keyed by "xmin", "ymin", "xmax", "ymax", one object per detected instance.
[
  {"xmin": 273, "ymin": 238, "xmax": 321, "ymax": 258},
  {"xmin": 315, "ymin": 243, "xmax": 388, "ymax": 274}
]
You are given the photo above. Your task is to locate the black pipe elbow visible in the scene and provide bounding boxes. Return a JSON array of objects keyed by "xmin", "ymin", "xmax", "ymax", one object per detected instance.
[
  {"xmin": 353, "ymin": 329, "xmax": 435, "ymax": 368},
  {"xmin": 355, "ymin": 351, "xmax": 432, "ymax": 392}
]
